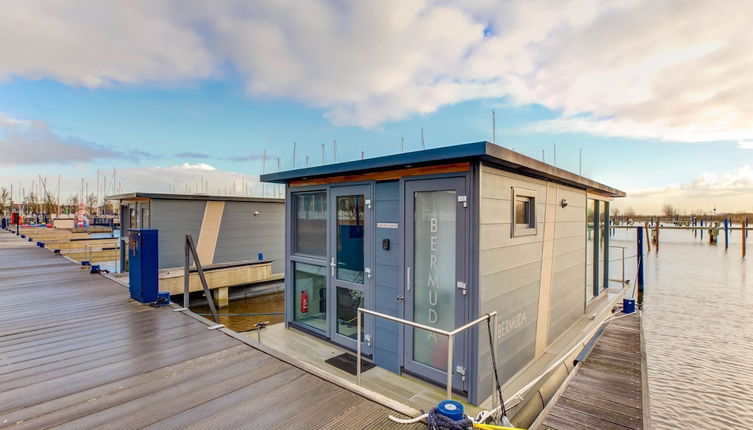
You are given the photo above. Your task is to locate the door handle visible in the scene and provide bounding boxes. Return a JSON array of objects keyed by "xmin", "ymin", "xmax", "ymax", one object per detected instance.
[
  {"xmin": 396, "ymin": 295, "xmax": 404, "ymax": 301},
  {"xmin": 330, "ymin": 257, "xmax": 336, "ymax": 276},
  {"xmin": 406, "ymin": 266, "xmax": 411, "ymax": 292}
]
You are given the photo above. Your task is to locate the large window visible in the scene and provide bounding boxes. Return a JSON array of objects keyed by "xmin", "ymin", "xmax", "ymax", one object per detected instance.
[
  {"xmin": 292, "ymin": 262, "xmax": 328, "ymax": 332},
  {"xmin": 512, "ymin": 187, "xmax": 537, "ymax": 237},
  {"xmin": 586, "ymin": 198, "xmax": 610, "ymax": 300},
  {"xmin": 294, "ymin": 192, "xmax": 327, "ymax": 256}
]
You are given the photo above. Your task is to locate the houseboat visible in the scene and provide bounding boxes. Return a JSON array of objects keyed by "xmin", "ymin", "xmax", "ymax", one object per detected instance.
[{"xmin": 260, "ymin": 141, "xmax": 625, "ymax": 409}]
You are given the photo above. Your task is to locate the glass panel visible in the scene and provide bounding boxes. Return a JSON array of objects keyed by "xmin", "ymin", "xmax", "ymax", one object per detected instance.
[
  {"xmin": 336, "ymin": 287, "xmax": 365, "ymax": 339},
  {"xmin": 515, "ymin": 199, "xmax": 527, "ymax": 225},
  {"xmin": 413, "ymin": 190, "xmax": 456, "ymax": 369},
  {"xmin": 336, "ymin": 195, "xmax": 365, "ymax": 283},
  {"xmin": 293, "ymin": 262, "xmax": 328, "ymax": 332},
  {"xmin": 586, "ymin": 199, "xmax": 595, "ymax": 297},
  {"xmin": 294, "ymin": 192, "xmax": 327, "ymax": 256},
  {"xmin": 599, "ymin": 201, "xmax": 608, "ymax": 289}
]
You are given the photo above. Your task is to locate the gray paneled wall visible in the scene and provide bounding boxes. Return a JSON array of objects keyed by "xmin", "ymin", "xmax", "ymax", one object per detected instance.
[
  {"xmin": 372, "ymin": 181, "xmax": 401, "ymax": 373},
  {"xmin": 149, "ymin": 199, "xmax": 205, "ymax": 269},
  {"xmin": 475, "ymin": 165, "xmax": 546, "ymax": 401},
  {"xmin": 214, "ymin": 201, "xmax": 285, "ymax": 273},
  {"xmin": 473, "ymin": 164, "xmax": 588, "ymax": 404}
]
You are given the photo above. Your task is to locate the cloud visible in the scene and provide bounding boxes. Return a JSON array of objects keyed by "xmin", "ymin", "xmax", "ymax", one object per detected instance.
[
  {"xmin": 175, "ymin": 151, "xmax": 211, "ymax": 159},
  {"xmin": 111, "ymin": 162, "xmax": 265, "ymax": 196},
  {"xmin": 616, "ymin": 166, "xmax": 753, "ymax": 214},
  {"xmin": 0, "ymin": 112, "xmax": 151, "ymax": 166},
  {"xmin": 2, "ymin": 0, "xmax": 752, "ymax": 141},
  {"xmin": 223, "ymin": 152, "xmax": 274, "ymax": 162}
]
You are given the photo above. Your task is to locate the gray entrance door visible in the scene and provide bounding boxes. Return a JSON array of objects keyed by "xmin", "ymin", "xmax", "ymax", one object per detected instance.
[
  {"xmin": 329, "ymin": 185, "xmax": 373, "ymax": 354},
  {"xmin": 403, "ymin": 177, "xmax": 467, "ymax": 390}
]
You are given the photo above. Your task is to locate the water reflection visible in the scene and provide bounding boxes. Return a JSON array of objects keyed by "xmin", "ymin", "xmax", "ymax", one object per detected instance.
[
  {"xmin": 611, "ymin": 226, "xmax": 753, "ymax": 429},
  {"xmin": 193, "ymin": 291, "xmax": 285, "ymax": 332}
]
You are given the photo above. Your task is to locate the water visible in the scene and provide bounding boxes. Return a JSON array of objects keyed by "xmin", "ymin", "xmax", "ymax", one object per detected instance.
[
  {"xmin": 193, "ymin": 291, "xmax": 285, "ymax": 332},
  {"xmin": 611, "ymin": 225, "xmax": 753, "ymax": 428}
]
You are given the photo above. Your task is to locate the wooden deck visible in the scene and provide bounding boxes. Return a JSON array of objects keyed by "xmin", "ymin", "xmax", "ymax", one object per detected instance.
[
  {"xmin": 534, "ymin": 312, "xmax": 648, "ymax": 430},
  {"xmin": 0, "ymin": 230, "xmax": 422, "ymax": 430}
]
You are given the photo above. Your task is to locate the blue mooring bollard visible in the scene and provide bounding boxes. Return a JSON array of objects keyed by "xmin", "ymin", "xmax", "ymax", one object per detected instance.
[{"xmin": 90, "ymin": 264, "xmax": 101, "ymax": 274}]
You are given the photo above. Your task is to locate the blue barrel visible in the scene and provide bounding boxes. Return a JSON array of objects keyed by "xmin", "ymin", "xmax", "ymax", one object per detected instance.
[
  {"xmin": 623, "ymin": 298, "xmax": 636, "ymax": 314},
  {"xmin": 436, "ymin": 400, "xmax": 464, "ymax": 421}
]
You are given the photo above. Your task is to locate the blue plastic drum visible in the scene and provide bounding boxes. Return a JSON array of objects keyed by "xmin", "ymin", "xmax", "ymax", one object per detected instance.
[{"xmin": 436, "ymin": 400, "xmax": 464, "ymax": 421}]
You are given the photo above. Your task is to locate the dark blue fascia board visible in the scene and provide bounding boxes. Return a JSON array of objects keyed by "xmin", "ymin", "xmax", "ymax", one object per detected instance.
[{"xmin": 260, "ymin": 141, "xmax": 488, "ymax": 183}]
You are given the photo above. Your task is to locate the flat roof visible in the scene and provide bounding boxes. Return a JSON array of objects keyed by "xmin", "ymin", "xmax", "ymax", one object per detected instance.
[
  {"xmin": 260, "ymin": 141, "xmax": 626, "ymax": 197},
  {"xmin": 106, "ymin": 192, "xmax": 284, "ymax": 204}
]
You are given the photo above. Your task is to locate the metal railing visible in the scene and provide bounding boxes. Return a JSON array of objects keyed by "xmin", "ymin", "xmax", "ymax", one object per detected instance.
[
  {"xmin": 356, "ymin": 308, "xmax": 498, "ymax": 400},
  {"xmin": 182, "ymin": 234, "xmax": 220, "ymax": 323},
  {"xmin": 608, "ymin": 245, "xmax": 627, "ymax": 286}
]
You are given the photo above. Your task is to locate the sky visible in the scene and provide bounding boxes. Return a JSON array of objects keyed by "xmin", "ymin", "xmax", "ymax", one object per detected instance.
[{"xmin": 1, "ymin": 0, "xmax": 752, "ymax": 214}]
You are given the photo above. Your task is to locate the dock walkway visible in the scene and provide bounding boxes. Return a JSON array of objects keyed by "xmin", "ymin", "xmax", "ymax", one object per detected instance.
[
  {"xmin": 534, "ymin": 312, "xmax": 648, "ymax": 430},
  {"xmin": 0, "ymin": 230, "xmax": 421, "ymax": 430}
]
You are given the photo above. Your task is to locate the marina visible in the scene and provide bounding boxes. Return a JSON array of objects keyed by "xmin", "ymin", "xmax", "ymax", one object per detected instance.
[{"xmin": 0, "ymin": 228, "xmax": 424, "ymax": 429}]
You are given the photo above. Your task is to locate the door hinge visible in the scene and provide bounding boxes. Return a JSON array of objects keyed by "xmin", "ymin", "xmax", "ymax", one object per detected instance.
[
  {"xmin": 457, "ymin": 195, "xmax": 467, "ymax": 208},
  {"xmin": 365, "ymin": 199, "xmax": 372, "ymax": 209},
  {"xmin": 364, "ymin": 334, "xmax": 372, "ymax": 347},
  {"xmin": 456, "ymin": 281, "xmax": 466, "ymax": 295}
]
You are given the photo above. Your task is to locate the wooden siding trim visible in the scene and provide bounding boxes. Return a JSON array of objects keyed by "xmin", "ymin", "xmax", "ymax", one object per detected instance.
[
  {"xmin": 289, "ymin": 162, "xmax": 470, "ymax": 187},
  {"xmin": 197, "ymin": 201, "xmax": 225, "ymax": 264}
]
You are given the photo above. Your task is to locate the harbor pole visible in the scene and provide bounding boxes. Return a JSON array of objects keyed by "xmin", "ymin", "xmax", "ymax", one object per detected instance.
[
  {"xmin": 724, "ymin": 218, "xmax": 729, "ymax": 250},
  {"xmin": 744, "ymin": 222, "xmax": 747, "ymax": 258},
  {"xmin": 644, "ymin": 222, "xmax": 651, "ymax": 252},
  {"xmin": 655, "ymin": 222, "xmax": 660, "ymax": 253},
  {"xmin": 637, "ymin": 226, "xmax": 644, "ymax": 304},
  {"xmin": 700, "ymin": 220, "xmax": 704, "ymax": 240}
]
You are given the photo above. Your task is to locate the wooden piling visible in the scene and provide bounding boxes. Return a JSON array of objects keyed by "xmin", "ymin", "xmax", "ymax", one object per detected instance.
[
  {"xmin": 744, "ymin": 221, "xmax": 748, "ymax": 258},
  {"xmin": 644, "ymin": 222, "xmax": 651, "ymax": 252},
  {"xmin": 724, "ymin": 218, "xmax": 729, "ymax": 249},
  {"xmin": 655, "ymin": 222, "xmax": 660, "ymax": 252}
]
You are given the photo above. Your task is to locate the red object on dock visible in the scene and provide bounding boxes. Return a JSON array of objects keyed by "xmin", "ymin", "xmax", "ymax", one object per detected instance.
[{"xmin": 301, "ymin": 290, "xmax": 308, "ymax": 313}]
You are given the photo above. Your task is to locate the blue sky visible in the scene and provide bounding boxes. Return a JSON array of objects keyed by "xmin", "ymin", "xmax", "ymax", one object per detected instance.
[{"xmin": 1, "ymin": 1, "xmax": 752, "ymax": 213}]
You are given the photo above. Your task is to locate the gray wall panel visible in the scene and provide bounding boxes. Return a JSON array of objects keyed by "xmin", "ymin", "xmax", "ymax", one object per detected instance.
[
  {"xmin": 213, "ymin": 201, "xmax": 285, "ymax": 273},
  {"xmin": 150, "ymin": 199, "xmax": 205, "ymax": 269},
  {"xmin": 372, "ymin": 181, "xmax": 401, "ymax": 373}
]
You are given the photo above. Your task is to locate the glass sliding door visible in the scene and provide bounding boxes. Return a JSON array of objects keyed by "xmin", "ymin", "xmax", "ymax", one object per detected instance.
[
  {"xmin": 329, "ymin": 185, "xmax": 372, "ymax": 352},
  {"xmin": 404, "ymin": 177, "xmax": 467, "ymax": 390}
]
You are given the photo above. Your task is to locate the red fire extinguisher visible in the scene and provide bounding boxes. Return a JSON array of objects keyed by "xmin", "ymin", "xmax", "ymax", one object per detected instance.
[{"xmin": 300, "ymin": 290, "xmax": 308, "ymax": 314}]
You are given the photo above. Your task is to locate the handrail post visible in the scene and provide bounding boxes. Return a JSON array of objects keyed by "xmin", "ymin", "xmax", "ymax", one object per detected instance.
[
  {"xmin": 357, "ymin": 309, "xmax": 362, "ymax": 386},
  {"xmin": 184, "ymin": 235, "xmax": 190, "ymax": 309},
  {"xmin": 621, "ymin": 247, "xmax": 625, "ymax": 286},
  {"xmin": 186, "ymin": 234, "xmax": 219, "ymax": 323},
  {"xmin": 492, "ymin": 312, "xmax": 498, "ymax": 408},
  {"xmin": 446, "ymin": 334, "xmax": 454, "ymax": 400}
]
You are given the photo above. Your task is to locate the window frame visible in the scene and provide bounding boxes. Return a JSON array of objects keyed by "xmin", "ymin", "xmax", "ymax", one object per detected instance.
[
  {"xmin": 291, "ymin": 190, "xmax": 328, "ymax": 259},
  {"xmin": 511, "ymin": 186, "xmax": 537, "ymax": 237}
]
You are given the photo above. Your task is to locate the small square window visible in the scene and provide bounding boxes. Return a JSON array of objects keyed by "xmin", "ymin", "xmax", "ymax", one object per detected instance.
[{"xmin": 512, "ymin": 187, "xmax": 537, "ymax": 237}]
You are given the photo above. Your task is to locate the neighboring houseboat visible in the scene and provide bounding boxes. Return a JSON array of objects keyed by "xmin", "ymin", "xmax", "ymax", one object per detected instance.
[
  {"xmin": 261, "ymin": 141, "xmax": 625, "ymax": 406},
  {"xmin": 108, "ymin": 192, "xmax": 285, "ymax": 303}
]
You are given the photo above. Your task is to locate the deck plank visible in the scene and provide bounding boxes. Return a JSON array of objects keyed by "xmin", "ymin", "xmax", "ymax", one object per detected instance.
[
  {"xmin": 0, "ymin": 230, "xmax": 423, "ymax": 429},
  {"xmin": 537, "ymin": 313, "xmax": 645, "ymax": 430}
]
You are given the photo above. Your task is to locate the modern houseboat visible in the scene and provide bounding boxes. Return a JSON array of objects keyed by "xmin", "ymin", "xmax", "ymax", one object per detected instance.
[{"xmin": 260, "ymin": 141, "xmax": 625, "ymax": 407}]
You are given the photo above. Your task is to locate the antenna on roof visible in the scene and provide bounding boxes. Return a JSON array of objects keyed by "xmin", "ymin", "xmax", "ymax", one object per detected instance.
[
  {"xmin": 292, "ymin": 142, "xmax": 297, "ymax": 169},
  {"xmin": 542, "ymin": 149, "xmax": 545, "ymax": 163},
  {"xmin": 553, "ymin": 142, "xmax": 556, "ymax": 167},
  {"xmin": 421, "ymin": 128, "xmax": 425, "ymax": 149},
  {"xmin": 333, "ymin": 139, "xmax": 337, "ymax": 163},
  {"xmin": 579, "ymin": 148, "xmax": 582, "ymax": 175},
  {"xmin": 306, "ymin": 155, "xmax": 309, "ymax": 168},
  {"xmin": 401, "ymin": 137, "xmax": 405, "ymax": 153},
  {"xmin": 492, "ymin": 110, "xmax": 496, "ymax": 144},
  {"xmin": 361, "ymin": 151, "xmax": 364, "ymax": 160},
  {"xmin": 321, "ymin": 144, "xmax": 327, "ymax": 165}
]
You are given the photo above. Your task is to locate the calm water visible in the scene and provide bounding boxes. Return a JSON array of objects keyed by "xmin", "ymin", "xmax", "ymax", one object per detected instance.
[
  {"xmin": 611, "ymin": 225, "xmax": 753, "ymax": 428},
  {"xmin": 193, "ymin": 290, "xmax": 285, "ymax": 332}
]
